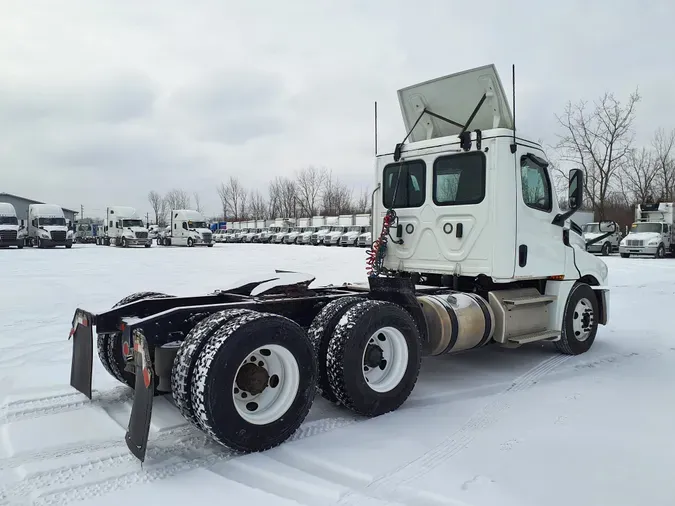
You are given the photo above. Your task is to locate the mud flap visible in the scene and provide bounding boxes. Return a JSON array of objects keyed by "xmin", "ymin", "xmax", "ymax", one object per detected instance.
[
  {"xmin": 125, "ymin": 329, "xmax": 154, "ymax": 462},
  {"xmin": 69, "ymin": 309, "xmax": 94, "ymax": 399}
]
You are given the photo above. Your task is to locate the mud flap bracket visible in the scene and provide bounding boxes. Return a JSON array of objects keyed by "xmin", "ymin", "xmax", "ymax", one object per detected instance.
[{"xmin": 69, "ymin": 309, "xmax": 94, "ymax": 399}]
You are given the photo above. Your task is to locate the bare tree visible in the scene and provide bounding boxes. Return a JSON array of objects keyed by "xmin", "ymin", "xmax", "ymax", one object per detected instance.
[
  {"xmin": 217, "ymin": 176, "xmax": 247, "ymax": 220},
  {"xmin": 269, "ymin": 176, "xmax": 297, "ymax": 218},
  {"xmin": 651, "ymin": 127, "xmax": 675, "ymax": 200},
  {"xmin": 354, "ymin": 187, "xmax": 371, "ymax": 214},
  {"xmin": 295, "ymin": 166, "xmax": 326, "ymax": 217},
  {"xmin": 248, "ymin": 190, "xmax": 267, "ymax": 219},
  {"xmin": 618, "ymin": 147, "xmax": 658, "ymax": 205},
  {"xmin": 164, "ymin": 189, "xmax": 191, "ymax": 213},
  {"xmin": 147, "ymin": 191, "xmax": 164, "ymax": 226},
  {"xmin": 321, "ymin": 170, "xmax": 354, "ymax": 215},
  {"xmin": 554, "ymin": 88, "xmax": 640, "ymax": 219},
  {"xmin": 193, "ymin": 192, "xmax": 202, "ymax": 213},
  {"xmin": 267, "ymin": 180, "xmax": 282, "ymax": 219}
]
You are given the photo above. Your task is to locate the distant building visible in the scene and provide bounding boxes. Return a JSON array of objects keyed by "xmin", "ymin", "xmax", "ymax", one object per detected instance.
[{"xmin": 0, "ymin": 193, "xmax": 78, "ymax": 228}]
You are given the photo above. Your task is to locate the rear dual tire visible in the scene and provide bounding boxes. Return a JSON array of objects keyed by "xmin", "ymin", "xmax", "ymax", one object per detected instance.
[
  {"xmin": 96, "ymin": 291, "xmax": 175, "ymax": 389},
  {"xmin": 173, "ymin": 310, "xmax": 317, "ymax": 453},
  {"xmin": 309, "ymin": 299, "xmax": 422, "ymax": 417}
]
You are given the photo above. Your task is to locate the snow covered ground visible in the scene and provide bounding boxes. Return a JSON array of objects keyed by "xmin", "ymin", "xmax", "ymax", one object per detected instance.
[{"xmin": 0, "ymin": 243, "xmax": 673, "ymax": 506}]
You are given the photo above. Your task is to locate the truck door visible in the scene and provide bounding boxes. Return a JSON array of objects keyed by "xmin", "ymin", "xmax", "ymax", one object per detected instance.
[{"xmin": 515, "ymin": 150, "xmax": 567, "ymax": 279}]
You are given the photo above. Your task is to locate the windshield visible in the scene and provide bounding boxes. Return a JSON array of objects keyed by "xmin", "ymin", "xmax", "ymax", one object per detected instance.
[
  {"xmin": 631, "ymin": 222, "xmax": 663, "ymax": 233},
  {"xmin": 38, "ymin": 217, "xmax": 66, "ymax": 226},
  {"xmin": 583, "ymin": 223, "xmax": 600, "ymax": 233},
  {"xmin": 348, "ymin": 226, "xmax": 362, "ymax": 232},
  {"xmin": 332, "ymin": 226, "xmax": 345, "ymax": 232},
  {"xmin": 187, "ymin": 221, "xmax": 207, "ymax": 229},
  {"xmin": 122, "ymin": 219, "xmax": 144, "ymax": 228},
  {"xmin": 0, "ymin": 216, "xmax": 18, "ymax": 225},
  {"xmin": 78, "ymin": 224, "xmax": 91, "ymax": 231}
]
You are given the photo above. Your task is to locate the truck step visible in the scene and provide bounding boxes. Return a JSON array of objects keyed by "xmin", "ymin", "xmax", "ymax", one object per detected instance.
[
  {"xmin": 508, "ymin": 330, "xmax": 560, "ymax": 344},
  {"xmin": 502, "ymin": 295, "xmax": 556, "ymax": 307}
]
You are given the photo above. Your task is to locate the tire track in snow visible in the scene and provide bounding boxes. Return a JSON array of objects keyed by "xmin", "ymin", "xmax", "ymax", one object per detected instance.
[
  {"xmin": 336, "ymin": 354, "xmax": 572, "ymax": 505},
  {"xmin": 0, "ymin": 386, "xmax": 133, "ymax": 424},
  {"xmin": 14, "ymin": 416, "xmax": 361, "ymax": 506}
]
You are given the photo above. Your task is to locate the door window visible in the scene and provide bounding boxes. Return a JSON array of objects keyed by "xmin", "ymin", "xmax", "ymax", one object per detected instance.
[
  {"xmin": 382, "ymin": 160, "xmax": 426, "ymax": 208},
  {"xmin": 433, "ymin": 152, "xmax": 486, "ymax": 206},
  {"xmin": 520, "ymin": 155, "xmax": 552, "ymax": 212}
]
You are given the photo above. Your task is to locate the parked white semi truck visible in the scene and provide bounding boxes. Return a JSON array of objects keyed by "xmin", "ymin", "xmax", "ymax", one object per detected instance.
[
  {"xmin": 97, "ymin": 207, "xmax": 152, "ymax": 247},
  {"xmin": 0, "ymin": 203, "xmax": 24, "ymax": 249},
  {"xmin": 619, "ymin": 201, "xmax": 674, "ymax": 258},
  {"xmin": 158, "ymin": 209, "xmax": 214, "ymax": 247},
  {"xmin": 27, "ymin": 204, "xmax": 73, "ymax": 248},
  {"xmin": 67, "ymin": 64, "xmax": 615, "ymax": 464}
]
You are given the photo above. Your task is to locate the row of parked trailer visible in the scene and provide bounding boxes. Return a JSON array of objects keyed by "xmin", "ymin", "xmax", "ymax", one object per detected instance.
[{"xmin": 214, "ymin": 214, "xmax": 373, "ymax": 247}]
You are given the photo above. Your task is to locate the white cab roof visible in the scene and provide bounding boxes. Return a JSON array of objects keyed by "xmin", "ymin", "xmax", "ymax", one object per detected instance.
[
  {"xmin": 29, "ymin": 204, "xmax": 65, "ymax": 217},
  {"xmin": 397, "ymin": 64, "xmax": 514, "ymax": 143},
  {"xmin": 173, "ymin": 209, "xmax": 205, "ymax": 221},
  {"xmin": 108, "ymin": 206, "xmax": 139, "ymax": 219},
  {"xmin": 0, "ymin": 202, "xmax": 17, "ymax": 216}
]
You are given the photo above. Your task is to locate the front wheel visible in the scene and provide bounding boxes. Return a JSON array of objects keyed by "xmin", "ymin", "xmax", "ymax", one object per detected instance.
[
  {"xmin": 555, "ymin": 283, "xmax": 599, "ymax": 355},
  {"xmin": 656, "ymin": 244, "xmax": 665, "ymax": 259},
  {"xmin": 601, "ymin": 242, "xmax": 610, "ymax": 256},
  {"xmin": 187, "ymin": 238, "xmax": 194, "ymax": 247}
]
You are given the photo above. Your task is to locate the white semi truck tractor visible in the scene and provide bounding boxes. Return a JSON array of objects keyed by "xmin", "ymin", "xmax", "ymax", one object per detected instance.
[
  {"xmin": 67, "ymin": 64, "xmax": 615, "ymax": 463},
  {"xmin": 158, "ymin": 209, "xmax": 214, "ymax": 247},
  {"xmin": 98, "ymin": 207, "xmax": 152, "ymax": 247},
  {"xmin": 27, "ymin": 204, "xmax": 73, "ymax": 248},
  {"xmin": 0, "ymin": 203, "xmax": 24, "ymax": 248}
]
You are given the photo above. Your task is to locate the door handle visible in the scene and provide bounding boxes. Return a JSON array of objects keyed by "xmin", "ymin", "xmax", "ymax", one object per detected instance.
[{"xmin": 518, "ymin": 245, "xmax": 528, "ymax": 267}]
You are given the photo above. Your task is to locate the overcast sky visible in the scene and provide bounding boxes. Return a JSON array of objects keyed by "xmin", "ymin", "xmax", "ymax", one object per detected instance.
[{"xmin": 1, "ymin": 0, "xmax": 673, "ymax": 220}]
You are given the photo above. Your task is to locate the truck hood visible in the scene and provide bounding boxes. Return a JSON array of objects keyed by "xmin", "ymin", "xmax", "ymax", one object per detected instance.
[
  {"xmin": 583, "ymin": 232, "xmax": 605, "ymax": 241},
  {"xmin": 623, "ymin": 232, "xmax": 661, "ymax": 242},
  {"xmin": 194, "ymin": 227, "xmax": 212, "ymax": 234},
  {"xmin": 41, "ymin": 225, "xmax": 68, "ymax": 232},
  {"xmin": 344, "ymin": 232, "xmax": 360, "ymax": 238},
  {"xmin": 123, "ymin": 226, "xmax": 149, "ymax": 236}
]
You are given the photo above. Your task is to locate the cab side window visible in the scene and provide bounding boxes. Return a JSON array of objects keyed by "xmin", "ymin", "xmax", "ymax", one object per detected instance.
[
  {"xmin": 382, "ymin": 160, "xmax": 426, "ymax": 209},
  {"xmin": 520, "ymin": 154, "xmax": 552, "ymax": 212}
]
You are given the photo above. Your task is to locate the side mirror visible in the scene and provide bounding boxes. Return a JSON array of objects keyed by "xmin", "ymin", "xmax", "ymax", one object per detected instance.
[
  {"xmin": 599, "ymin": 221, "xmax": 616, "ymax": 233},
  {"xmin": 568, "ymin": 168, "xmax": 583, "ymax": 210}
]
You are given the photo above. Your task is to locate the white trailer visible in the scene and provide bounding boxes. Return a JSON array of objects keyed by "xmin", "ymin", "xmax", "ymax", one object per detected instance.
[
  {"xmin": 68, "ymin": 64, "xmax": 614, "ymax": 465},
  {"xmin": 27, "ymin": 204, "xmax": 73, "ymax": 248},
  {"xmin": 619, "ymin": 200, "xmax": 675, "ymax": 258},
  {"xmin": 158, "ymin": 209, "xmax": 213, "ymax": 247},
  {"xmin": 97, "ymin": 206, "xmax": 151, "ymax": 247},
  {"xmin": 0, "ymin": 202, "xmax": 24, "ymax": 249},
  {"xmin": 311, "ymin": 216, "xmax": 326, "ymax": 227}
]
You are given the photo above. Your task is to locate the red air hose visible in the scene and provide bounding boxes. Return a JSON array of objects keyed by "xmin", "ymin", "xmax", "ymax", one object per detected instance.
[{"xmin": 366, "ymin": 209, "xmax": 396, "ymax": 277}]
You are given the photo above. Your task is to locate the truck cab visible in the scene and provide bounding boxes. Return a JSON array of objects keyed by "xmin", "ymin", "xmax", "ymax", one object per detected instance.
[
  {"xmin": 371, "ymin": 64, "xmax": 612, "ymax": 344},
  {"xmin": 27, "ymin": 204, "xmax": 73, "ymax": 248},
  {"xmin": 0, "ymin": 203, "xmax": 23, "ymax": 249},
  {"xmin": 340, "ymin": 225, "xmax": 369, "ymax": 246},
  {"xmin": 165, "ymin": 209, "xmax": 214, "ymax": 247},
  {"xmin": 619, "ymin": 201, "xmax": 674, "ymax": 258},
  {"xmin": 583, "ymin": 221, "xmax": 621, "ymax": 256}
]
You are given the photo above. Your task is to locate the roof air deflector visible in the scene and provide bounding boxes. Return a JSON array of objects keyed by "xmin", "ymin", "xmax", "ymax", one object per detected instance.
[{"xmin": 397, "ymin": 64, "xmax": 514, "ymax": 143}]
